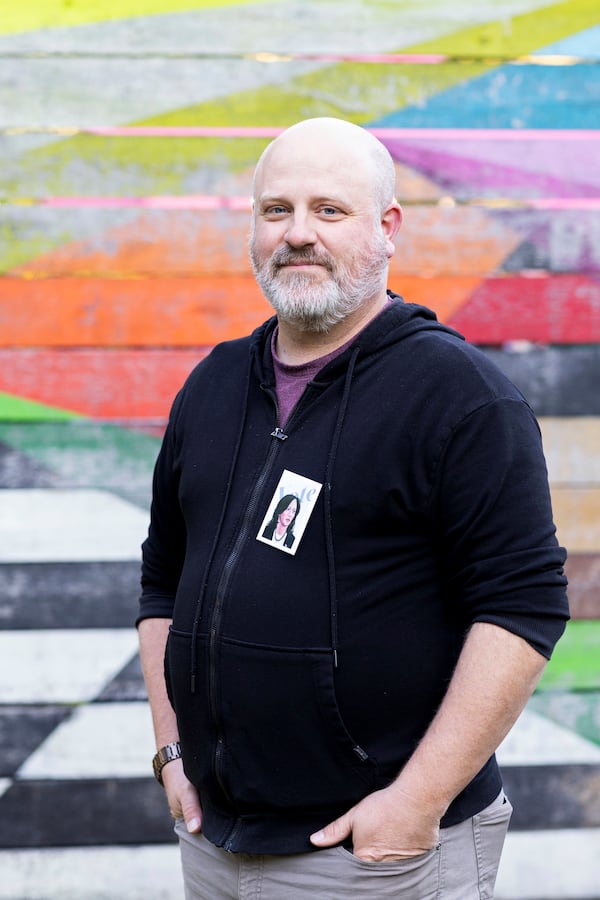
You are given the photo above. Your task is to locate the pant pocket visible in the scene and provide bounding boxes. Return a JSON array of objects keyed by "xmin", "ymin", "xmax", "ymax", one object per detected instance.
[
  {"xmin": 474, "ymin": 790, "xmax": 513, "ymax": 900},
  {"xmin": 334, "ymin": 844, "xmax": 441, "ymax": 898}
]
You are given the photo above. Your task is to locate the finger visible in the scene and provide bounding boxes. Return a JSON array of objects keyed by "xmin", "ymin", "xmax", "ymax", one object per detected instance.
[
  {"xmin": 185, "ymin": 815, "xmax": 202, "ymax": 833},
  {"xmin": 181, "ymin": 789, "xmax": 203, "ymax": 833},
  {"xmin": 310, "ymin": 810, "xmax": 353, "ymax": 847}
]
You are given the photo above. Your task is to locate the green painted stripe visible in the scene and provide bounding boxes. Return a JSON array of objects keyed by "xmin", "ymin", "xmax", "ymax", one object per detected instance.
[
  {"xmin": 0, "ymin": 420, "xmax": 160, "ymax": 505},
  {"xmin": 538, "ymin": 620, "xmax": 600, "ymax": 691},
  {"xmin": 0, "ymin": 392, "xmax": 80, "ymax": 421},
  {"xmin": 529, "ymin": 690, "xmax": 600, "ymax": 747},
  {"xmin": 0, "ymin": 0, "xmax": 276, "ymax": 35}
]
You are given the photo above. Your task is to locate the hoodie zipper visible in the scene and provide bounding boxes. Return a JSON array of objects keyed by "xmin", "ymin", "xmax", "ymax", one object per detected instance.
[{"xmin": 208, "ymin": 394, "xmax": 288, "ymax": 813}]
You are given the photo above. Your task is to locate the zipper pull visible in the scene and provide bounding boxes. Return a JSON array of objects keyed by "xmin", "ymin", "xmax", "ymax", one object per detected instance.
[{"xmin": 271, "ymin": 427, "xmax": 289, "ymax": 441}]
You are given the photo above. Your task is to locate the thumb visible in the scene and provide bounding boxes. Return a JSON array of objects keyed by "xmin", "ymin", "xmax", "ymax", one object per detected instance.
[
  {"xmin": 181, "ymin": 788, "xmax": 202, "ymax": 834},
  {"xmin": 310, "ymin": 810, "xmax": 353, "ymax": 848}
]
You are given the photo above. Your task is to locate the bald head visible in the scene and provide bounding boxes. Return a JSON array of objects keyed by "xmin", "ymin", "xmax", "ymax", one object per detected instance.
[
  {"xmin": 249, "ymin": 116, "xmax": 402, "ymax": 337},
  {"xmin": 253, "ymin": 117, "xmax": 397, "ymax": 215}
]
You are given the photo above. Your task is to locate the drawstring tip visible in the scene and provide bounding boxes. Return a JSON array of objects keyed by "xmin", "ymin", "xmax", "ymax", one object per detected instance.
[
  {"xmin": 333, "ymin": 649, "xmax": 338, "ymax": 668},
  {"xmin": 190, "ymin": 673, "xmax": 196, "ymax": 694}
]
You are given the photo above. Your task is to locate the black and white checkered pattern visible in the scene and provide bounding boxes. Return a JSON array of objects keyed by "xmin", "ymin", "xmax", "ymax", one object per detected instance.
[{"xmin": 1, "ymin": 434, "xmax": 599, "ymax": 899}]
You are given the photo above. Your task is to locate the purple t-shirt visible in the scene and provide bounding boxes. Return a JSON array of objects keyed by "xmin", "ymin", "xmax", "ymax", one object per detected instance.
[
  {"xmin": 271, "ymin": 299, "xmax": 393, "ymax": 426},
  {"xmin": 271, "ymin": 331, "xmax": 353, "ymax": 426}
]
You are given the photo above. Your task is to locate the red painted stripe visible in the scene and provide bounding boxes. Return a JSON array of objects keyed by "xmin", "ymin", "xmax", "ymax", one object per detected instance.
[
  {"xmin": 449, "ymin": 274, "xmax": 600, "ymax": 343},
  {"xmin": 0, "ymin": 349, "xmax": 208, "ymax": 420}
]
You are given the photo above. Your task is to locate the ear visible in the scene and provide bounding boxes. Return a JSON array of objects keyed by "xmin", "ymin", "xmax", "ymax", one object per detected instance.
[{"xmin": 381, "ymin": 200, "xmax": 403, "ymax": 258}]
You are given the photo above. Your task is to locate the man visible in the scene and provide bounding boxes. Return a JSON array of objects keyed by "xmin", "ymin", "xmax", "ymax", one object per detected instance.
[{"xmin": 137, "ymin": 117, "xmax": 568, "ymax": 898}]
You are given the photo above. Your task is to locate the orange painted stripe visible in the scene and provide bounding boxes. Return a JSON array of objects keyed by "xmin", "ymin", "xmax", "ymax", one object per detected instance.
[
  {"xmin": 11, "ymin": 206, "xmax": 520, "ymax": 280},
  {"xmin": 397, "ymin": 274, "xmax": 482, "ymax": 322},
  {"xmin": 0, "ymin": 274, "xmax": 477, "ymax": 346},
  {"xmin": 0, "ymin": 349, "xmax": 208, "ymax": 420},
  {"xmin": 0, "ymin": 276, "xmax": 272, "ymax": 346},
  {"xmin": 11, "ymin": 210, "xmax": 254, "ymax": 277}
]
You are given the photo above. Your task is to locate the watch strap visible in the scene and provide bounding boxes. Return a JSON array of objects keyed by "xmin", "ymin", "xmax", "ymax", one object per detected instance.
[{"xmin": 152, "ymin": 741, "xmax": 182, "ymax": 785}]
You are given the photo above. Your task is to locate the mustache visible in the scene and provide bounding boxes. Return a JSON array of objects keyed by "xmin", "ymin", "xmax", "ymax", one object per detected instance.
[{"xmin": 270, "ymin": 248, "xmax": 334, "ymax": 271}]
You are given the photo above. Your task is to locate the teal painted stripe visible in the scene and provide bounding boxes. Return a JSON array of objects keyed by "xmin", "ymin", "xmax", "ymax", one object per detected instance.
[{"xmin": 529, "ymin": 690, "xmax": 600, "ymax": 747}]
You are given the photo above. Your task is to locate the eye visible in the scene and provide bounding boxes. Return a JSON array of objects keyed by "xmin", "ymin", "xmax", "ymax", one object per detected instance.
[
  {"xmin": 263, "ymin": 205, "xmax": 288, "ymax": 217},
  {"xmin": 318, "ymin": 205, "xmax": 345, "ymax": 219}
]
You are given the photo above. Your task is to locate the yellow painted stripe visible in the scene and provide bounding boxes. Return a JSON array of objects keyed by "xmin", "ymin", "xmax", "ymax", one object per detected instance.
[
  {"xmin": 540, "ymin": 417, "xmax": 600, "ymax": 486},
  {"xmin": 0, "ymin": 0, "xmax": 275, "ymax": 35},
  {"xmin": 410, "ymin": 0, "xmax": 600, "ymax": 58}
]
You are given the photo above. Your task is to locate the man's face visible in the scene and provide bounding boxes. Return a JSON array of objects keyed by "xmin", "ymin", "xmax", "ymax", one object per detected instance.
[{"xmin": 250, "ymin": 139, "xmax": 392, "ymax": 333}]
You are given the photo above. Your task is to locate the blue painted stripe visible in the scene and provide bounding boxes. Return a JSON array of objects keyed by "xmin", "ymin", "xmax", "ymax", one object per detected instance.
[
  {"xmin": 370, "ymin": 25, "xmax": 600, "ymax": 130},
  {"xmin": 540, "ymin": 22, "xmax": 600, "ymax": 55}
]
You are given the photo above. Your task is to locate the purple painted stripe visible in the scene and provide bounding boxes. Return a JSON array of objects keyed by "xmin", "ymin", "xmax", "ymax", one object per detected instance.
[
  {"xmin": 400, "ymin": 140, "xmax": 600, "ymax": 187},
  {"xmin": 384, "ymin": 142, "xmax": 600, "ymax": 198}
]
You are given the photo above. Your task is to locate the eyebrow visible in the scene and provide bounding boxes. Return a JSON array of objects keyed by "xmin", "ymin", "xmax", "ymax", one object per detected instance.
[{"xmin": 258, "ymin": 194, "xmax": 351, "ymax": 209}]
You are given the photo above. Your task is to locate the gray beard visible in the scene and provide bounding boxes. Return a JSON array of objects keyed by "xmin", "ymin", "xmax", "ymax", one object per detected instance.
[{"xmin": 250, "ymin": 242, "xmax": 389, "ymax": 334}]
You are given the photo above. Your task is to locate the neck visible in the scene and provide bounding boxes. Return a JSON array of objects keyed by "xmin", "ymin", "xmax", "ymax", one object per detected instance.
[{"xmin": 275, "ymin": 290, "xmax": 388, "ymax": 366}]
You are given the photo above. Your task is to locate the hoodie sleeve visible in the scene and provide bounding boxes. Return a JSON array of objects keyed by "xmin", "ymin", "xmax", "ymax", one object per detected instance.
[
  {"xmin": 430, "ymin": 397, "xmax": 569, "ymax": 658},
  {"xmin": 136, "ymin": 392, "xmax": 187, "ymax": 625}
]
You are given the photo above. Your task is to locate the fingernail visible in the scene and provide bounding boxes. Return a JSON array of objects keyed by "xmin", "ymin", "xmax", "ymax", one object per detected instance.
[
  {"xmin": 187, "ymin": 818, "xmax": 200, "ymax": 832},
  {"xmin": 311, "ymin": 831, "xmax": 324, "ymax": 843}
]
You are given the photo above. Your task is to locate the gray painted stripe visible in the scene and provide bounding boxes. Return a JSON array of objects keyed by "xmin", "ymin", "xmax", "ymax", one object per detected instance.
[
  {"xmin": 1, "ymin": 765, "xmax": 598, "ymax": 848},
  {"xmin": 483, "ymin": 346, "xmax": 600, "ymax": 416},
  {"xmin": 0, "ymin": 562, "xmax": 141, "ymax": 629}
]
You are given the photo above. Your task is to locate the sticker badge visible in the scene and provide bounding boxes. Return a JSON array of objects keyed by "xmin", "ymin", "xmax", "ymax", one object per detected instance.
[{"xmin": 256, "ymin": 469, "xmax": 323, "ymax": 555}]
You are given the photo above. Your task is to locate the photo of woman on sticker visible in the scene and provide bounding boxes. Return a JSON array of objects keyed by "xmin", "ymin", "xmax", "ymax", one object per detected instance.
[{"xmin": 262, "ymin": 494, "xmax": 301, "ymax": 549}]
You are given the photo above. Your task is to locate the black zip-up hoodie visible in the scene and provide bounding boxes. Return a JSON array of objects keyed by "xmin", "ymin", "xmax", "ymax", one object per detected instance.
[{"xmin": 139, "ymin": 295, "xmax": 568, "ymax": 854}]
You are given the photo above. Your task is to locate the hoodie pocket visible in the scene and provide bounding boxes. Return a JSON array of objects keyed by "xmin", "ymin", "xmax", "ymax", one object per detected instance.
[
  {"xmin": 216, "ymin": 639, "xmax": 379, "ymax": 812},
  {"xmin": 164, "ymin": 628, "xmax": 216, "ymax": 788}
]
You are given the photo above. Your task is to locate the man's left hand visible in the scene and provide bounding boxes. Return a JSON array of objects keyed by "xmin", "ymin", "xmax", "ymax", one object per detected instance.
[{"xmin": 309, "ymin": 784, "xmax": 440, "ymax": 862}]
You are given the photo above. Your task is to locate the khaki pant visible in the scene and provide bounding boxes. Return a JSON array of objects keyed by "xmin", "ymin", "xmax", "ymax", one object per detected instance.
[{"xmin": 175, "ymin": 790, "xmax": 512, "ymax": 899}]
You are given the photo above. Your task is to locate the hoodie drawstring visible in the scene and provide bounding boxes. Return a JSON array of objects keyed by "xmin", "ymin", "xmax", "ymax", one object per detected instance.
[{"xmin": 322, "ymin": 346, "xmax": 360, "ymax": 669}]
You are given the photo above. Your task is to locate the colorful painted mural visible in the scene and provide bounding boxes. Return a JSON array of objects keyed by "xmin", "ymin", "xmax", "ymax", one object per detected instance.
[
  {"xmin": 1, "ymin": 0, "xmax": 598, "ymax": 422},
  {"xmin": 0, "ymin": 1, "xmax": 599, "ymax": 897}
]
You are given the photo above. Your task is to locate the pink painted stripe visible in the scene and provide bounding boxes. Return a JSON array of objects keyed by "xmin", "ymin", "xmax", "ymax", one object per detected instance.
[
  {"xmin": 527, "ymin": 197, "xmax": 600, "ymax": 210},
  {"xmin": 80, "ymin": 126, "xmax": 600, "ymax": 140},
  {"xmin": 294, "ymin": 53, "xmax": 448, "ymax": 64},
  {"xmin": 27, "ymin": 195, "xmax": 600, "ymax": 210},
  {"xmin": 255, "ymin": 51, "xmax": 592, "ymax": 65},
  {"xmin": 40, "ymin": 195, "xmax": 252, "ymax": 210}
]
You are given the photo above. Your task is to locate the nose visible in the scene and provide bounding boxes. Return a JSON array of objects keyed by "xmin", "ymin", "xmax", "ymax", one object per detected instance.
[{"xmin": 285, "ymin": 211, "xmax": 316, "ymax": 248}]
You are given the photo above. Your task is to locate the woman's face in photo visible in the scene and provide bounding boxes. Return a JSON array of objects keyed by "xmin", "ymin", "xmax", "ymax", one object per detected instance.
[{"xmin": 278, "ymin": 499, "xmax": 298, "ymax": 529}]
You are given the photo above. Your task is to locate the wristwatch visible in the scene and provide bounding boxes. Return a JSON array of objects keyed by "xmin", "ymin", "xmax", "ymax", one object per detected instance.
[{"xmin": 152, "ymin": 741, "xmax": 182, "ymax": 785}]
